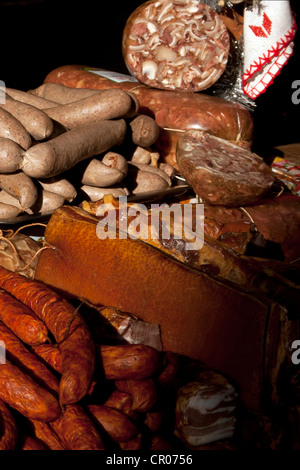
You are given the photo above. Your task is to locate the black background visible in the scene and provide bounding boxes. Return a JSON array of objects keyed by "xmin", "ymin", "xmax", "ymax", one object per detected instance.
[{"xmin": 0, "ymin": 0, "xmax": 299, "ymax": 156}]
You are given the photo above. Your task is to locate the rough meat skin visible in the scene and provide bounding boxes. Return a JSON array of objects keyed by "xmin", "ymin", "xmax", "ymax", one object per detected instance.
[{"xmin": 176, "ymin": 130, "xmax": 274, "ymax": 206}]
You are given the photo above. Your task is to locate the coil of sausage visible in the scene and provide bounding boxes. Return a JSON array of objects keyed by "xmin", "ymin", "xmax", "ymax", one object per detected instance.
[{"xmin": 122, "ymin": 0, "xmax": 230, "ymax": 93}]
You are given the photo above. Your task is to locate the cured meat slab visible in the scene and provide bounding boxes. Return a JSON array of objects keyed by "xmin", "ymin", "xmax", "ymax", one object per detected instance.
[{"xmin": 176, "ymin": 130, "xmax": 275, "ymax": 206}]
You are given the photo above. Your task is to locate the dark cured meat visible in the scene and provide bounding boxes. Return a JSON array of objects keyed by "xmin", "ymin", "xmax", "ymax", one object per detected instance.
[
  {"xmin": 0, "ymin": 398, "xmax": 18, "ymax": 450},
  {"xmin": 176, "ymin": 130, "xmax": 274, "ymax": 206},
  {"xmin": 50, "ymin": 404, "xmax": 105, "ymax": 450},
  {"xmin": 0, "ymin": 289, "xmax": 48, "ymax": 346},
  {"xmin": 0, "ymin": 359, "xmax": 61, "ymax": 421},
  {"xmin": 0, "ymin": 322, "xmax": 59, "ymax": 396},
  {"xmin": 122, "ymin": 0, "xmax": 230, "ymax": 93},
  {"xmin": 0, "ymin": 266, "xmax": 95, "ymax": 406}
]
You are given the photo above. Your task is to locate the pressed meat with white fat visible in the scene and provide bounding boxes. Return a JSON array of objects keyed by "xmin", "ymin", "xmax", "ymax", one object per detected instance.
[
  {"xmin": 176, "ymin": 130, "xmax": 275, "ymax": 206},
  {"xmin": 122, "ymin": 0, "xmax": 230, "ymax": 92}
]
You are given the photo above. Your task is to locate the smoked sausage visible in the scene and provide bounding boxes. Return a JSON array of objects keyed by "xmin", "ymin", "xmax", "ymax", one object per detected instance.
[
  {"xmin": 50, "ymin": 404, "xmax": 105, "ymax": 450},
  {"xmin": 0, "ymin": 398, "xmax": 18, "ymax": 450},
  {"xmin": 0, "ymin": 359, "xmax": 61, "ymax": 421},
  {"xmin": 0, "ymin": 289, "xmax": 48, "ymax": 346},
  {"xmin": 0, "ymin": 267, "xmax": 95, "ymax": 405}
]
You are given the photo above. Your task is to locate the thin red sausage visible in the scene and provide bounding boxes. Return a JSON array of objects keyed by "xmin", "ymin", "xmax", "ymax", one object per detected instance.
[
  {"xmin": 0, "ymin": 266, "xmax": 95, "ymax": 405},
  {"xmin": 0, "ymin": 321, "xmax": 59, "ymax": 396},
  {"xmin": 0, "ymin": 289, "xmax": 48, "ymax": 346},
  {"xmin": 0, "ymin": 398, "xmax": 18, "ymax": 450},
  {"xmin": 0, "ymin": 359, "xmax": 61, "ymax": 421}
]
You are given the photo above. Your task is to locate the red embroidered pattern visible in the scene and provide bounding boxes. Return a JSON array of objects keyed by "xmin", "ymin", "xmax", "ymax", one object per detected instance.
[
  {"xmin": 243, "ymin": 18, "xmax": 297, "ymax": 84},
  {"xmin": 249, "ymin": 13, "xmax": 272, "ymax": 38}
]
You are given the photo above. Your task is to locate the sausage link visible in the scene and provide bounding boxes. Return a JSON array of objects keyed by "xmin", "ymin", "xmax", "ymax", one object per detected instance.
[
  {"xmin": 29, "ymin": 419, "xmax": 66, "ymax": 450},
  {"xmin": 0, "ymin": 266, "xmax": 95, "ymax": 405},
  {"xmin": 115, "ymin": 378, "xmax": 158, "ymax": 412},
  {"xmin": 0, "ymin": 398, "xmax": 18, "ymax": 450},
  {"xmin": 45, "ymin": 89, "xmax": 138, "ymax": 128},
  {"xmin": 0, "ymin": 201, "xmax": 21, "ymax": 220},
  {"xmin": 22, "ymin": 119, "xmax": 127, "ymax": 179},
  {"xmin": 6, "ymin": 87, "xmax": 59, "ymax": 109},
  {"xmin": 0, "ymin": 359, "xmax": 61, "ymax": 421},
  {"xmin": 0, "ymin": 94, "xmax": 54, "ymax": 141},
  {"xmin": 31, "ymin": 343, "xmax": 63, "ymax": 374},
  {"xmin": 19, "ymin": 434, "xmax": 48, "ymax": 450},
  {"xmin": 0, "ymin": 108, "xmax": 32, "ymax": 150},
  {"xmin": 0, "ymin": 137, "xmax": 24, "ymax": 173},
  {"xmin": 0, "ymin": 171, "xmax": 38, "ymax": 211},
  {"xmin": 50, "ymin": 404, "xmax": 105, "ymax": 450},
  {"xmin": 0, "ymin": 322, "xmax": 59, "ymax": 396},
  {"xmin": 0, "ymin": 289, "xmax": 48, "ymax": 346},
  {"xmin": 104, "ymin": 390, "xmax": 136, "ymax": 419},
  {"xmin": 98, "ymin": 344, "xmax": 162, "ymax": 380},
  {"xmin": 87, "ymin": 404, "xmax": 139, "ymax": 443},
  {"xmin": 30, "ymin": 82, "xmax": 104, "ymax": 104}
]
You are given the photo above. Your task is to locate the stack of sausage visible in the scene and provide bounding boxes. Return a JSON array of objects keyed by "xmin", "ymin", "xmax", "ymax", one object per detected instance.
[
  {"xmin": 0, "ymin": 265, "xmax": 238, "ymax": 450},
  {"xmin": 0, "ymin": 83, "xmax": 178, "ymax": 221}
]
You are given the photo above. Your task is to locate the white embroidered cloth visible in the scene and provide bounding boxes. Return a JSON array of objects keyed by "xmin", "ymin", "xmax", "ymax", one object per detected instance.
[{"xmin": 242, "ymin": 0, "xmax": 297, "ymax": 100}]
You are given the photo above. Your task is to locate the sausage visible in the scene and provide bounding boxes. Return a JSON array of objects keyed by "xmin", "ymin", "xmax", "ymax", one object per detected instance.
[
  {"xmin": 80, "ymin": 184, "xmax": 130, "ymax": 202},
  {"xmin": 31, "ymin": 343, "xmax": 63, "ymax": 374},
  {"xmin": 44, "ymin": 89, "xmax": 138, "ymax": 129},
  {"xmin": 0, "ymin": 359, "xmax": 61, "ymax": 421},
  {"xmin": 0, "ymin": 398, "xmax": 18, "ymax": 450},
  {"xmin": 102, "ymin": 151, "xmax": 128, "ymax": 176},
  {"xmin": 128, "ymin": 161, "xmax": 172, "ymax": 185},
  {"xmin": 0, "ymin": 289, "xmax": 48, "ymax": 346},
  {"xmin": 50, "ymin": 404, "xmax": 105, "ymax": 450},
  {"xmin": 37, "ymin": 177, "xmax": 77, "ymax": 202},
  {"xmin": 103, "ymin": 390, "xmax": 137, "ymax": 419},
  {"xmin": 0, "ymin": 108, "xmax": 32, "ymax": 150},
  {"xmin": 42, "ymin": 65, "xmax": 254, "ymax": 170},
  {"xmin": 115, "ymin": 378, "xmax": 158, "ymax": 412},
  {"xmin": 28, "ymin": 419, "xmax": 66, "ymax": 450},
  {"xmin": 176, "ymin": 130, "xmax": 275, "ymax": 206},
  {"xmin": 19, "ymin": 434, "xmax": 48, "ymax": 450},
  {"xmin": 0, "ymin": 321, "xmax": 59, "ymax": 396},
  {"xmin": 22, "ymin": 119, "xmax": 127, "ymax": 179},
  {"xmin": 0, "ymin": 94, "xmax": 54, "ymax": 141},
  {"xmin": 27, "ymin": 189, "xmax": 65, "ymax": 216},
  {"xmin": 0, "ymin": 137, "xmax": 24, "ymax": 173},
  {"xmin": 87, "ymin": 404, "xmax": 139, "ymax": 443},
  {"xmin": 122, "ymin": 0, "xmax": 230, "ymax": 93},
  {"xmin": 80, "ymin": 156, "xmax": 127, "ymax": 188},
  {"xmin": 6, "ymin": 87, "xmax": 59, "ymax": 109},
  {"xmin": 129, "ymin": 114, "xmax": 160, "ymax": 147},
  {"xmin": 157, "ymin": 351, "xmax": 182, "ymax": 387},
  {"xmin": 0, "ymin": 201, "xmax": 21, "ymax": 220},
  {"xmin": 119, "ymin": 434, "xmax": 142, "ymax": 450},
  {"xmin": 98, "ymin": 344, "xmax": 162, "ymax": 380},
  {"xmin": 0, "ymin": 171, "xmax": 38, "ymax": 211},
  {"xmin": 126, "ymin": 163, "xmax": 170, "ymax": 194},
  {"xmin": 30, "ymin": 82, "xmax": 107, "ymax": 104},
  {"xmin": 0, "ymin": 266, "xmax": 95, "ymax": 405}
]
